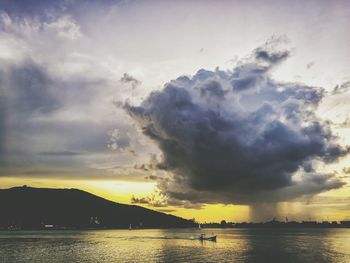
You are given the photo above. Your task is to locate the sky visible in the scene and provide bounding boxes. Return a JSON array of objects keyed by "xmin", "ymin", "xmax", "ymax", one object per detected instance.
[{"xmin": 1, "ymin": 0, "xmax": 350, "ymax": 222}]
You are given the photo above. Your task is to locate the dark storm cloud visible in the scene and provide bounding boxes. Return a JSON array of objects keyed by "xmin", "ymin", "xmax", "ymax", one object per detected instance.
[{"xmin": 125, "ymin": 46, "xmax": 348, "ymax": 205}]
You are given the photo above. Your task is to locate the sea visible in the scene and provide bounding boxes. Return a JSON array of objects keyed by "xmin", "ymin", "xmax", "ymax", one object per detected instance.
[{"xmin": 0, "ymin": 228, "xmax": 349, "ymax": 263}]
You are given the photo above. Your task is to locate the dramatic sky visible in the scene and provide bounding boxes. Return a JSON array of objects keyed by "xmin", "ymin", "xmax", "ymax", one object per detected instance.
[{"xmin": 1, "ymin": 0, "xmax": 350, "ymax": 222}]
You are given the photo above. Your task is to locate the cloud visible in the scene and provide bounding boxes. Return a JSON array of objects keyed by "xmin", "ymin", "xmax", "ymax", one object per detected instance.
[
  {"xmin": 38, "ymin": 151, "xmax": 84, "ymax": 156},
  {"xmin": 108, "ymin": 129, "xmax": 132, "ymax": 151},
  {"xmin": 131, "ymin": 193, "xmax": 203, "ymax": 209},
  {"xmin": 0, "ymin": 28, "xmax": 127, "ymax": 176},
  {"xmin": 131, "ymin": 196, "xmax": 152, "ymax": 204},
  {"xmin": 332, "ymin": 80, "xmax": 350, "ymax": 95},
  {"xmin": 131, "ymin": 194, "xmax": 167, "ymax": 207},
  {"xmin": 0, "ymin": 94, "xmax": 5, "ymax": 161},
  {"xmin": 1, "ymin": 59, "xmax": 61, "ymax": 116},
  {"xmin": 125, "ymin": 44, "xmax": 349, "ymax": 206},
  {"xmin": 0, "ymin": 57, "xmax": 113, "ymax": 155},
  {"xmin": 254, "ymin": 47, "xmax": 289, "ymax": 64},
  {"xmin": 0, "ymin": 7, "xmax": 160, "ymax": 181},
  {"xmin": 0, "ymin": 0, "xmax": 121, "ymax": 18},
  {"xmin": 0, "ymin": 59, "xmax": 61, "ymax": 164},
  {"xmin": 342, "ymin": 167, "xmax": 350, "ymax": 174},
  {"xmin": 306, "ymin": 62, "xmax": 314, "ymax": 69},
  {"xmin": 156, "ymin": 209, "xmax": 175, "ymax": 213},
  {"xmin": 120, "ymin": 73, "xmax": 141, "ymax": 90}
]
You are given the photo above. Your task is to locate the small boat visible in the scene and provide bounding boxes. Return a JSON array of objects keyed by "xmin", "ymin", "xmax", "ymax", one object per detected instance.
[{"xmin": 199, "ymin": 234, "xmax": 217, "ymax": 242}]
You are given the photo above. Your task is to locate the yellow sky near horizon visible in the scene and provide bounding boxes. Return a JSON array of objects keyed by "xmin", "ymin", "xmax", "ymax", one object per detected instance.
[{"xmin": 1, "ymin": 176, "xmax": 349, "ymax": 223}]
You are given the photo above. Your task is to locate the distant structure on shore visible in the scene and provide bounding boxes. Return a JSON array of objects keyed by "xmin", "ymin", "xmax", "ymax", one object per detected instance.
[{"xmin": 200, "ymin": 218, "xmax": 350, "ymax": 229}]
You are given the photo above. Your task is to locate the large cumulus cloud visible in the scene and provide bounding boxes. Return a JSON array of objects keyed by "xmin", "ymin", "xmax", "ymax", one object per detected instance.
[{"xmin": 125, "ymin": 46, "xmax": 349, "ymax": 206}]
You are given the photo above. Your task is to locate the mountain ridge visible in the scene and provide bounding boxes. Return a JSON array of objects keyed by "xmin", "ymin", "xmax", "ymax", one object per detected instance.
[{"xmin": 0, "ymin": 185, "xmax": 196, "ymax": 229}]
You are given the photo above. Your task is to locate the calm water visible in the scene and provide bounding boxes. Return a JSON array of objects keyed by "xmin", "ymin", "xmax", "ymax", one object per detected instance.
[{"xmin": 1, "ymin": 228, "xmax": 350, "ymax": 262}]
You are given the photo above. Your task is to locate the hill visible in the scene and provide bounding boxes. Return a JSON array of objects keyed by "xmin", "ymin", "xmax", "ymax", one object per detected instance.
[{"xmin": 0, "ymin": 186, "xmax": 196, "ymax": 229}]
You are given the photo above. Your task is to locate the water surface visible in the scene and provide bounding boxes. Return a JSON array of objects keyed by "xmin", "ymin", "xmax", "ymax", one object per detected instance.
[{"xmin": 1, "ymin": 228, "xmax": 349, "ymax": 262}]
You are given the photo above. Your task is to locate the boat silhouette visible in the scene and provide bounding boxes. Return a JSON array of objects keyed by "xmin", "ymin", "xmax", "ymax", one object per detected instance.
[{"xmin": 199, "ymin": 233, "xmax": 217, "ymax": 242}]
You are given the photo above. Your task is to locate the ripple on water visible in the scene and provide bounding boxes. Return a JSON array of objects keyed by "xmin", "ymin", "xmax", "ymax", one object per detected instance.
[{"xmin": 1, "ymin": 228, "xmax": 350, "ymax": 263}]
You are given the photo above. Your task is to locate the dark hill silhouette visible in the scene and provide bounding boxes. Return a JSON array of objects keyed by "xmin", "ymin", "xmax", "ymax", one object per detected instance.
[{"xmin": 0, "ymin": 186, "xmax": 195, "ymax": 229}]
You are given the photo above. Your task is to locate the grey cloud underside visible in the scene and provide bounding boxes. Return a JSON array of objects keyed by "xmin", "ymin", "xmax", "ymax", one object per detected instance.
[
  {"xmin": 1, "ymin": 0, "xmax": 122, "ymax": 18},
  {"xmin": 0, "ymin": 57, "xmax": 119, "ymax": 174},
  {"xmin": 0, "ymin": 95, "xmax": 5, "ymax": 161},
  {"xmin": 125, "ymin": 47, "xmax": 348, "ymax": 205},
  {"xmin": 1, "ymin": 60, "xmax": 61, "ymax": 116}
]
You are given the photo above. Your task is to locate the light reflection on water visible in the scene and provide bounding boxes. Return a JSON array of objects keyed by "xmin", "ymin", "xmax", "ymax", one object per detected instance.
[{"xmin": 1, "ymin": 228, "xmax": 350, "ymax": 262}]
